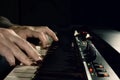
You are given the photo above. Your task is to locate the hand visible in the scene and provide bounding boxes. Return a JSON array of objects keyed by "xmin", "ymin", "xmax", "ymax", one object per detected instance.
[
  {"xmin": 0, "ymin": 28, "xmax": 42, "ymax": 66},
  {"xmin": 11, "ymin": 26, "xmax": 58, "ymax": 48}
]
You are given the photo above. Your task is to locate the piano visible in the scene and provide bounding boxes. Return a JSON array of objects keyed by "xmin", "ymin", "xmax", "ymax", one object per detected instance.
[{"xmin": 4, "ymin": 28, "xmax": 120, "ymax": 80}]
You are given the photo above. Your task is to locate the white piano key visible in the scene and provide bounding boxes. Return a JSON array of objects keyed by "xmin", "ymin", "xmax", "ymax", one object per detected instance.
[
  {"xmin": 13, "ymin": 66, "xmax": 38, "ymax": 73},
  {"xmin": 4, "ymin": 45, "xmax": 49, "ymax": 80},
  {"xmin": 4, "ymin": 76, "xmax": 32, "ymax": 80},
  {"xmin": 4, "ymin": 66, "xmax": 38, "ymax": 80},
  {"xmin": 36, "ymin": 46, "xmax": 48, "ymax": 57}
]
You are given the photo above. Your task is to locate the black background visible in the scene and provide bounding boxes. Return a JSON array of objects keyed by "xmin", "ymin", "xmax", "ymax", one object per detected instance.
[{"xmin": 0, "ymin": 0, "xmax": 120, "ymax": 29}]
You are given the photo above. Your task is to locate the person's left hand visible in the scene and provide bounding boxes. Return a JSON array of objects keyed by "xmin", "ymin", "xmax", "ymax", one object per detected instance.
[{"xmin": 11, "ymin": 26, "xmax": 58, "ymax": 48}]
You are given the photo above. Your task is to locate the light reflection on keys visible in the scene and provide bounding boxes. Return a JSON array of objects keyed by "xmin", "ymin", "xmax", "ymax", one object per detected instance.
[
  {"xmin": 4, "ymin": 66, "xmax": 38, "ymax": 80},
  {"xmin": 36, "ymin": 46, "xmax": 48, "ymax": 58}
]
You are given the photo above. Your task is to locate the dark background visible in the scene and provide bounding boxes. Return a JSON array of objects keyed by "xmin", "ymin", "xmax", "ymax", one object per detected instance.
[{"xmin": 0, "ymin": 0, "xmax": 120, "ymax": 29}]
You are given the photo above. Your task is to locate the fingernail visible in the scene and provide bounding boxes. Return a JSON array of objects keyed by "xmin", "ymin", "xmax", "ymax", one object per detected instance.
[
  {"xmin": 55, "ymin": 37, "xmax": 59, "ymax": 41},
  {"xmin": 38, "ymin": 56, "xmax": 43, "ymax": 60}
]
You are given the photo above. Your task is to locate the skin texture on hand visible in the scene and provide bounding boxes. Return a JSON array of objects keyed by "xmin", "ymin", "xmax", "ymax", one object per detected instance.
[
  {"xmin": 0, "ymin": 28, "xmax": 42, "ymax": 66},
  {"xmin": 0, "ymin": 16, "xmax": 58, "ymax": 66},
  {"xmin": 0, "ymin": 26, "xmax": 58, "ymax": 66},
  {"xmin": 11, "ymin": 26, "xmax": 58, "ymax": 48}
]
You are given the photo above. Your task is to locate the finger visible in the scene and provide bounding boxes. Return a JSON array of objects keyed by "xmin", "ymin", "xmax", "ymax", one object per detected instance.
[
  {"xmin": 0, "ymin": 43, "xmax": 15, "ymax": 66},
  {"xmin": 44, "ymin": 34, "xmax": 52, "ymax": 46},
  {"xmin": 13, "ymin": 36, "xmax": 42, "ymax": 62},
  {"xmin": 35, "ymin": 27, "xmax": 58, "ymax": 41},
  {"xmin": 18, "ymin": 29, "xmax": 48, "ymax": 48},
  {"xmin": 1, "ymin": 37, "xmax": 33, "ymax": 65},
  {"xmin": 30, "ymin": 43, "xmax": 36, "ymax": 49},
  {"xmin": 0, "ymin": 29, "xmax": 33, "ymax": 65},
  {"xmin": 0, "ymin": 34, "xmax": 15, "ymax": 66},
  {"xmin": 32, "ymin": 31, "xmax": 49, "ymax": 48},
  {"xmin": 7, "ymin": 43, "xmax": 33, "ymax": 66},
  {"xmin": 18, "ymin": 32, "xmax": 27, "ymax": 40},
  {"xmin": 45, "ymin": 27, "xmax": 58, "ymax": 41}
]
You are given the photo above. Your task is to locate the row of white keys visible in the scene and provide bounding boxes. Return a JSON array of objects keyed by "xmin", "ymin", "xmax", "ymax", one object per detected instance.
[
  {"xmin": 4, "ymin": 66, "xmax": 38, "ymax": 80},
  {"xmin": 4, "ymin": 46, "xmax": 48, "ymax": 80}
]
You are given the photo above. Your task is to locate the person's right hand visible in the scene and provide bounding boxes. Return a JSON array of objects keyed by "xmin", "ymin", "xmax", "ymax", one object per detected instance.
[{"xmin": 0, "ymin": 28, "xmax": 41, "ymax": 66}]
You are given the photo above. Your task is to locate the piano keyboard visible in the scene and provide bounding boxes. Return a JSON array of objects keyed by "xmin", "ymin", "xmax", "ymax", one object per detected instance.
[
  {"xmin": 4, "ymin": 66, "xmax": 38, "ymax": 80},
  {"xmin": 4, "ymin": 46, "xmax": 48, "ymax": 80},
  {"xmin": 4, "ymin": 30, "xmax": 120, "ymax": 80}
]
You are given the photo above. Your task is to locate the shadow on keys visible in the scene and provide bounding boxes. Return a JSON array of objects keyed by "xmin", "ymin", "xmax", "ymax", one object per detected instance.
[{"xmin": 4, "ymin": 35, "xmax": 86, "ymax": 80}]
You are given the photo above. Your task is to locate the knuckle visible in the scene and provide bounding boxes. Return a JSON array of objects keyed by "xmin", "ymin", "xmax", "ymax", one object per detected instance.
[{"xmin": 38, "ymin": 32, "xmax": 43, "ymax": 36}]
